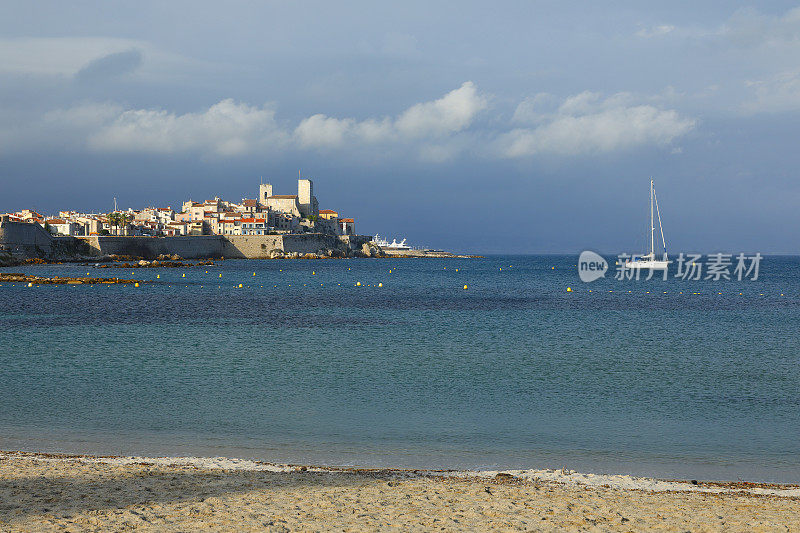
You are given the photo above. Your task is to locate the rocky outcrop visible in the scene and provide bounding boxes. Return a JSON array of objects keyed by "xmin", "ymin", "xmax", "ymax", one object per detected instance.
[
  {"xmin": 0, "ymin": 249, "xmax": 19, "ymax": 267},
  {"xmin": 360, "ymin": 242, "xmax": 384, "ymax": 258}
]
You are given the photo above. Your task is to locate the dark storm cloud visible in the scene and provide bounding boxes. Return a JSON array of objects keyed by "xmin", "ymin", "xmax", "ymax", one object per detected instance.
[{"xmin": 74, "ymin": 49, "xmax": 143, "ymax": 83}]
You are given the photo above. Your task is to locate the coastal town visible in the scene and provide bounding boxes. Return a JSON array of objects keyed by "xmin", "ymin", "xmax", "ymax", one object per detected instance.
[
  {"xmin": 0, "ymin": 177, "xmax": 477, "ymax": 262},
  {"xmin": 1, "ymin": 177, "xmax": 356, "ymax": 239}
]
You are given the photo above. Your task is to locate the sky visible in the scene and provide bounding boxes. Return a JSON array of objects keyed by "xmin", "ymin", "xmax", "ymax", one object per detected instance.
[{"xmin": 1, "ymin": 1, "xmax": 799, "ymax": 254}]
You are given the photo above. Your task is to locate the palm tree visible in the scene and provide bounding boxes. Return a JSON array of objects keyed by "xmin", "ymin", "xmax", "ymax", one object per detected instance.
[{"xmin": 107, "ymin": 212, "xmax": 131, "ymax": 235}]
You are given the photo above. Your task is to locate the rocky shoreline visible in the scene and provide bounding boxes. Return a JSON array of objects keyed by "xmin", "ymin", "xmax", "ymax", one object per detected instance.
[
  {"xmin": 0, "ymin": 247, "xmax": 482, "ymax": 268},
  {"xmin": 0, "ymin": 272, "xmax": 142, "ymax": 285},
  {"xmin": 381, "ymin": 249, "xmax": 484, "ymax": 259}
]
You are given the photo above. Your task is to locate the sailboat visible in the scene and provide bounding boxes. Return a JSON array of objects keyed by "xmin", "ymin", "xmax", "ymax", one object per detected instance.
[{"xmin": 625, "ymin": 179, "xmax": 669, "ymax": 270}]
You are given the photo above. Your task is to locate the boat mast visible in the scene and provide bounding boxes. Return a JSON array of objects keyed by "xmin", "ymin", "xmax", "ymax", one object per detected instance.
[
  {"xmin": 650, "ymin": 179, "xmax": 654, "ymax": 258},
  {"xmin": 653, "ymin": 187, "xmax": 666, "ymax": 260}
]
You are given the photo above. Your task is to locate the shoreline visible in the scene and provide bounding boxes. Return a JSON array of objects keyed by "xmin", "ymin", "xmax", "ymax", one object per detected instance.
[
  {"xmin": 3, "ymin": 450, "xmax": 799, "ymax": 498},
  {"xmin": 2, "ymin": 451, "xmax": 798, "ymax": 531}
]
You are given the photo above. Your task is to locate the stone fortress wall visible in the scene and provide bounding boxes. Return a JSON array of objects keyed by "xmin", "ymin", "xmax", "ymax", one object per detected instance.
[
  {"xmin": 0, "ymin": 219, "xmax": 89, "ymax": 258},
  {"xmin": 0, "ymin": 219, "xmax": 373, "ymax": 260}
]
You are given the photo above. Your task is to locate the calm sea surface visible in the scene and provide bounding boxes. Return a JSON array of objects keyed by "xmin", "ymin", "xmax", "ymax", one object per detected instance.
[{"xmin": 1, "ymin": 255, "xmax": 799, "ymax": 482}]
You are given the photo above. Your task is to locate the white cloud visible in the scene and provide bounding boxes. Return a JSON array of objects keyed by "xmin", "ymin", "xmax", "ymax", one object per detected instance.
[
  {"xmin": 498, "ymin": 92, "xmax": 695, "ymax": 157},
  {"xmin": 3, "ymin": 83, "xmax": 695, "ymax": 162},
  {"xmin": 88, "ymin": 99, "xmax": 289, "ymax": 156},
  {"xmin": 512, "ymin": 93, "xmax": 558, "ymax": 124},
  {"xmin": 394, "ymin": 81, "xmax": 488, "ymax": 138},
  {"xmin": 293, "ymin": 81, "xmax": 488, "ymax": 156},
  {"xmin": 724, "ymin": 7, "xmax": 800, "ymax": 47},
  {"xmin": 635, "ymin": 24, "xmax": 676, "ymax": 38},
  {"xmin": 24, "ymin": 83, "xmax": 486, "ymax": 159},
  {"xmin": 294, "ymin": 114, "xmax": 355, "ymax": 148},
  {"xmin": 744, "ymin": 71, "xmax": 800, "ymax": 113}
]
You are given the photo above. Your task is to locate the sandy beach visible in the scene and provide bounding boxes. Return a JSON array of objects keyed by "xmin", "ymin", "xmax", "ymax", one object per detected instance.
[{"xmin": 1, "ymin": 452, "xmax": 798, "ymax": 532}]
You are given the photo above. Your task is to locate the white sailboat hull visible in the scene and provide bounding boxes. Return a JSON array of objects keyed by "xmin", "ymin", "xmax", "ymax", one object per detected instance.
[{"xmin": 625, "ymin": 260, "xmax": 669, "ymax": 270}]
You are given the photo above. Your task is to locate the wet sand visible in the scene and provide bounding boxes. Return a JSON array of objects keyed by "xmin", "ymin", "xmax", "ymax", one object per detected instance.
[{"xmin": 1, "ymin": 452, "xmax": 798, "ymax": 532}]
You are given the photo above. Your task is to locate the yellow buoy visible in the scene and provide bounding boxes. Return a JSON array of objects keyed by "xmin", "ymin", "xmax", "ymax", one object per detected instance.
[
  {"xmin": 219, "ymin": 273, "xmax": 222, "ymax": 278},
  {"xmin": 566, "ymin": 287, "xmax": 572, "ymax": 292},
  {"xmin": 356, "ymin": 281, "xmax": 361, "ymax": 286},
  {"xmin": 134, "ymin": 283, "xmax": 139, "ymax": 287},
  {"xmin": 182, "ymin": 273, "xmax": 185, "ymax": 278},
  {"xmin": 463, "ymin": 284, "xmax": 468, "ymax": 290},
  {"xmin": 312, "ymin": 271, "xmax": 315, "ymax": 275},
  {"xmin": 156, "ymin": 274, "xmax": 160, "ymax": 279},
  {"xmin": 378, "ymin": 283, "xmax": 383, "ymax": 287},
  {"xmin": 455, "ymin": 268, "xmax": 459, "ymax": 272},
  {"xmin": 205, "ymin": 271, "xmax": 208, "ymax": 273},
  {"xmin": 27, "ymin": 282, "xmax": 33, "ymax": 287},
  {"xmin": 238, "ymin": 283, "xmax": 243, "ymax": 288},
  {"xmin": 253, "ymin": 272, "xmax": 256, "ymax": 276}
]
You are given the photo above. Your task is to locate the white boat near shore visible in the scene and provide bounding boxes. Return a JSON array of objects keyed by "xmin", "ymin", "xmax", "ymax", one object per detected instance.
[{"xmin": 373, "ymin": 234, "xmax": 412, "ymax": 250}]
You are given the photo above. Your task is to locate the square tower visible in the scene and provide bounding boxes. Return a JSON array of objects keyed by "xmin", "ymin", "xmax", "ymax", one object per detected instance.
[
  {"xmin": 259, "ymin": 183, "xmax": 273, "ymax": 203},
  {"xmin": 298, "ymin": 178, "xmax": 318, "ymax": 217}
]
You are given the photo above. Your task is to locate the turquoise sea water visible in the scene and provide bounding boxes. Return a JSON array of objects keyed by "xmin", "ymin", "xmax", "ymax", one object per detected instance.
[{"xmin": 1, "ymin": 255, "xmax": 799, "ymax": 482}]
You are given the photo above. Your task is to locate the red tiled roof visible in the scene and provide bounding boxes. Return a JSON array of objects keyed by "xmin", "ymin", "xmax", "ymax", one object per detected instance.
[
  {"xmin": 242, "ymin": 199, "xmax": 257, "ymax": 206},
  {"xmin": 318, "ymin": 209, "xmax": 338, "ymax": 214},
  {"xmin": 341, "ymin": 218, "xmax": 354, "ymax": 223}
]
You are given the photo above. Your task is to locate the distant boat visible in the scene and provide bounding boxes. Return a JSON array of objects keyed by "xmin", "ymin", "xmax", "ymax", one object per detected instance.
[
  {"xmin": 373, "ymin": 234, "xmax": 412, "ymax": 250},
  {"xmin": 625, "ymin": 179, "xmax": 669, "ymax": 270}
]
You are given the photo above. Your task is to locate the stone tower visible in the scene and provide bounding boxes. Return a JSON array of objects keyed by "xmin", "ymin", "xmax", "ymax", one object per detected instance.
[
  {"xmin": 259, "ymin": 183, "xmax": 273, "ymax": 204},
  {"xmin": 297, "ymin": 178, "xmax": 318, "ymax": 217}
]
